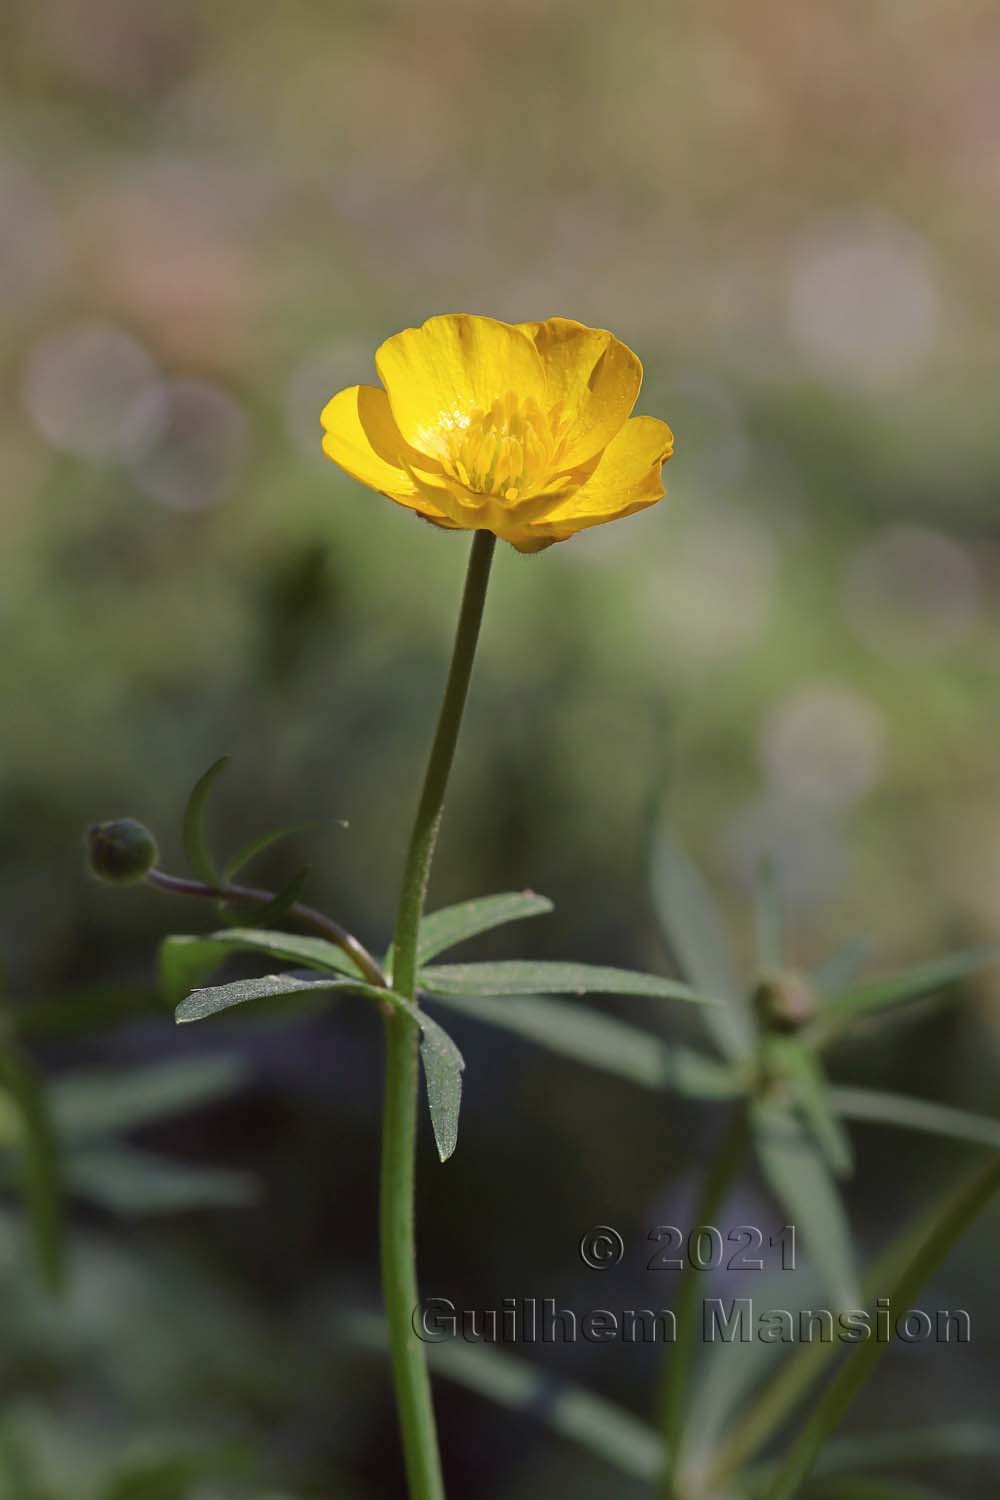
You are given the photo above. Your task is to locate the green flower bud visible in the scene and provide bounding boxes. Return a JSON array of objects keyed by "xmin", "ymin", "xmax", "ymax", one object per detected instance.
[
  {"xmin": 86, "ymin": 819, "xmax": 158, "ymax": 884},
  {"xmin": 752, "ymin": 968, "xmax": 814, "ymax": 1033}
]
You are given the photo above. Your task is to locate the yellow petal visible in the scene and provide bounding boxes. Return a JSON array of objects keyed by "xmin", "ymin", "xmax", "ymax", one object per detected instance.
[
  {"xmin": 521, "ymin": 415, "xmax": 674, "ymax": 545},
  {"xmin": 320, "ymin": 385, "xmax": 447, "ymax": 518},
  {"xmin": 519, "ymin": 317, "xmax": 642, "ymax": 467},
  {"xmin": 375, "ymin": 315, "xmax": 546, "ymax": 462}
]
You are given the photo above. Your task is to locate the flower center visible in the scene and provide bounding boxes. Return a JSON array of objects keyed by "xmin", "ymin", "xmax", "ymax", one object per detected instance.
[{"xmin": 440, "ymin": 393, "xmax": 566, "ymax": 501}]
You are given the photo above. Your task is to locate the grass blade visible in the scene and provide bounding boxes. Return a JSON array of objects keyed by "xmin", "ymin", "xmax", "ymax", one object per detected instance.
[
  {"xmin": 661, "ymin": 1110, "xmax": 748, "ymax": 1478},
  {"xmin": 0, "ymin": 1045, "xmax": 65, "ymax": 1293},
  {"xmin": 352, "ymin": 1312, "xmax": 663, "ymax": 1482},
  {"xmin": 760, "ymin": 1155, "xmax": 1000, "ymax": 1500}
]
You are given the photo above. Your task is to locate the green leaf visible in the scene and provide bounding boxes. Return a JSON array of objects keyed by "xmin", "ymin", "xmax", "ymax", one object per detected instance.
[
  {"xmin": 0, "ymin": 1045, "xmax": 65, "ymax": 1294},
  {"xmin": 812, "ymin": 940, "xmax": 872, "ymax": 999},
  {"xmin": 754, "ymin": 856, "xmax": 783, "ymax": 972},
  {"xmin": 68, "ymin": 1144, "xmax": 257, "ymax": 1213},
  {"xmin": 830, "ymin": 1086, "xmax": 1000, "ymax": 1152},
  {"xmin": 13, "ymin": 983, "xmax": 167, "ymax": 1042},
  {"xmin": 182, "ymin": 755, "xmax": 230, "ymax": 886},
  {"xmin": 175, "ymin": 971, "xmax": 362, "ymax": 1023},
  {"xmin": 175, "ymin": 971, "xmax": 465, "ymax": 1162},
  {"xmin": 808, "ymin": 941, "xmax": 1000, "ymax": 1048},
  {"xmin": 706, "ymin": 1201, "xmax": 948, "ymax": 1487},
  {"xmin": 410, "ymin": 1008, "xmax": 465, "ymax": 1163},
  {"xmin": 760, "ymin": 1154, "xmax": 1000, "ymax": 1500},
  {"xmin": 425, "ymin": 991, "xmax": 741, "ymax": 1099},
  {"xmin": 0, "ymin": 1423, "xmax": 52, "ymax": 1500},
  {"xmin": 99, "ymin": 1458, "xmax": 208, "ymax": 1500},
  {"xmin": 419, "ymin": 959, "xmax": 706, "ymax": 1004},
  {"xmin": 351, "ymin": 1311, "xmax": 663, "ymax": 1482},
  {"xmin": 794, "ymin": 1479, "xmax": 952, "ymax": 1500},
  {"xmin": 650, "ymin": 826, "xmax": 755, "ymax": 1060},
  {"xmin": 417, "ymin": 891, "xmax": 554, "ymax": 963},
  {"xmin": 706, "ymin": 1225, "xmax": 934, "ymax": 1487},
  {"xmin": 160, "ymin": 928, "xmax": 362, "ymax": 1007},
  {"xmin": 751, "ymin": 1095, "xmax": 860, "ymax": 1308},
  {"xmin": 50, "ymin": 1055, "xmax": 249, "ymax": 1139},
  {"xmin": 223, "ymin": 823, "xmax": 310, "ymax": 882},
  {"xmin": 225, "ymin": 867, "xmax": 310, "ymax": 929},
  {"xmin": 768, "ymin": 1038, "xmax": 854, "ymax": 1177},
  {"xmin": 160, "ymin": 936, "xmax": 235, "ymax": 1008},
  {"xmin": 814, "ymin": 1422, "xmax": 1000, "ymax": 1476},
  {"xmin": 206, "ymin": 926, "xmax": 364, "ymax": 978}
]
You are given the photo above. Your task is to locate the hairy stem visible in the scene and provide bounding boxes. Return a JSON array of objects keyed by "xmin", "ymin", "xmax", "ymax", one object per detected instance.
[{"xmin": 382, "ymin": 529, "xmax": 496, "ymax": 1499}]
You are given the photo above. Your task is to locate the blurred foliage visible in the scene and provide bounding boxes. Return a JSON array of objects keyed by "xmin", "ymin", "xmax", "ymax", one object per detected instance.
[{"xmin": 2, "ymin": 0, "xmax": 999, "ymax": 1495}]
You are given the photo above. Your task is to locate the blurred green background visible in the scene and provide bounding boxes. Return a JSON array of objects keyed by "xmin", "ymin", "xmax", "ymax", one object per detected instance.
[{"xmin": 1, "ymin": 1, "xmax": 998, "ymax": 1496}]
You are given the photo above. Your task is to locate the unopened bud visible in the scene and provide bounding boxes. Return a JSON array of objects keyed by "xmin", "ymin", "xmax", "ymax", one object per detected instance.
[
  {"xmin": 753, "ymin": 969, "xmax": 814, "ymax": 1033},
  {"xmin": 86, "ymin": 819, "xmax": 158, "ymax": 884}
]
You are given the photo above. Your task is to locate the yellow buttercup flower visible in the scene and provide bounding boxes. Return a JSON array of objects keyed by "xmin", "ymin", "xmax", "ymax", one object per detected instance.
[{"xmin": 320, "ymin": 314, "xmax": 674, "ymax": 552}]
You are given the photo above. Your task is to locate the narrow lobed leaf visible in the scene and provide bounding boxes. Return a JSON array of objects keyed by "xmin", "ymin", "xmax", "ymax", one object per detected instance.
[
  {"xmin": 160, "ymin": 936, "xmax": 236, "ymax": 1009},
  {"xmin": 419, "ymin": 958, "xmax": 707, "ymax": 1004},
  {"xmin": 812, "ymin": 940, "xmax": 873, "ymax": 1000},
  {"xmin": 650, "ymin": 826, "xmax": 756, "ymax": 1060},
  {"xmin": 768, "ymin": 1038, "xmax": 854, "ymax": 1178},
  {"xmin": 225, "ymin": 867, "xmax": 310, "ymax": 929},
  {"xmin": 68, "ymin": 1144, "xmax": 258, "ymax": 1214},
  {"xmin": 160, "ymin": 929, "xmax": 363, "ymax": 1009},
  {"xmin": 352, "ymin": 1311, "xmax": 663, "ymax": 1483},
  {"xmin": 760, "ymin": 1154, "xmax": 1000, "ymax": 1500},
  {"xmin": 812, "ymin": 1421, "xmax": 1000, "ymax": 1477},
  {"xmin": 223, "ymin": 823, "xmax": 311, "ymax": 883},
  {"xmin": 175, "ymin": 972, "xmax": 360, "ymax": 1024},
  {"xmin": 417, "ymin": 890, "xmax": 554, "ymax": 963},
  {"xmin": 830, "ymin": 1086, "xmax": 1000, "ymax": 1153},
  {"xmin": 0, "ymin": 1045, "xmax": 66, "ymax": 1294},
  {"xmin": 751, "ymin": 1095, "xmax": 860, "ymax": 1309},
  {"xmin": 181, "ymin": 755, "xmax": 230, "ymax": 887},
  {"xmin": 213, "ymin": 927, "xmax": 364, "ymax": 978},
  {"xmin": 174, "ymin": 970, "xmax": 465, "ymax": 1162},
  {"xmin": 425, "ymin": 990, "xmax": 742, "ymax": 1099},
  {"xmin": 51, "ymin": 1055, "xmax": 250, "ymax": 1139},
  {"xmin": 809, "ymin": 941, "xmax": 1000, "ymax": 1048}
]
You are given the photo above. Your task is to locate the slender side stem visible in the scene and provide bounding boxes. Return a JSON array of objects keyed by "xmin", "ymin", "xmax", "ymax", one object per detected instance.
[
  {"xmin": 145, "ymin": 868, "xmax": 386, "ymax": 988},
  {"xmin": 382, "ymin": 530, "xmax": 496, "ymax": 1500},
  {"xmin": 659, "ymin": 1107, "xmax": 748, "ymax": 1498}
]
